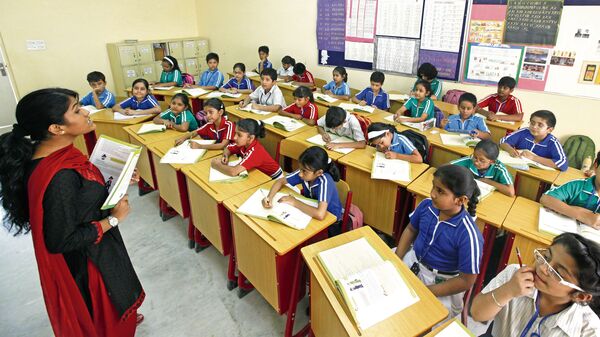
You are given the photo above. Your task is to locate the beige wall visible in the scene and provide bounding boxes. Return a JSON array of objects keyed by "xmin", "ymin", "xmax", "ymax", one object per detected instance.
[
  {"xmin": 0, "ymin": 0, "xmax": 199, "ymax": 98},
  {"xmin": 196, "ymin": 0, "xmax": 600, "ymax": 148}
]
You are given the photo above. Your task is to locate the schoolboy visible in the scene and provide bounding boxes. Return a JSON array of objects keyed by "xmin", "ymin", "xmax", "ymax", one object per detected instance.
[
  {"xmin": 80, "ymin": 71, "xmax": 115, "ymax": 109},
  {"xmin": 239, "ymin": 68, "xmax": 286, "ymax": 112},
  {"xmin": 291, "ymin": 63, "xmax": 315, "ymax": 87},
  {"xmin": 442, "ymin": 92, "xmax": 491, "ymax": 139},
  {"xmin": 317, "ymin": 106, "xmax": 366, "ymax": 150},
  {"xmin": 476, "ymin": 76, "xmax": 524, "ymax": 122},
  {"xmin": 256, "ymin": 45, "xmax": 272, "ymax": 73},
  {"xmin": 196, "ymin": 52, "xmax": 224, "ymax": 90},
  {"xmin": 352, "ymin": 71, "xmax": 390, "ymax": 111}
]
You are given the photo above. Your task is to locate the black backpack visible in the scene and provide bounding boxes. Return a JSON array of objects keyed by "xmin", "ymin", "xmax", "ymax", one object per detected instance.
[{"xmin": 400, "ymin": 129, "xmax": 429, "ymax": 163}]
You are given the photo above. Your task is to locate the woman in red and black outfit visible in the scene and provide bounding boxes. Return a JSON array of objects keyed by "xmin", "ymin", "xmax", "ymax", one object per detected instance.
[{"xmin": 0, "ymin": 88, "xmax": 144, "ymax": 337}]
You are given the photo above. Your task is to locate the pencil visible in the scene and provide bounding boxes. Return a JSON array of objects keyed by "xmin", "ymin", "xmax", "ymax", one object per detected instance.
[{"xmin": 516, "ymin": 247, "xmax": 523, "ymax": 268}]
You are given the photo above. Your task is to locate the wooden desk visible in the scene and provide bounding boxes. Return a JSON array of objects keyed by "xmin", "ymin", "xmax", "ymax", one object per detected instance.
[
  {"xmin": 302, "ymin": 226, "xmax": 448, "ymax": 337},
  {"xmin": 388, "ymin": 90, "xmax": 409, "ymax": 113},
  {"xmin": 91, "ymin": 109, "xmax": 155, "ymax": 142},
  {"xmin": 338, "ymin": 146, "xmax": 429, "ymax": 238},
  {"xmin": 433, "ymin": 100, "xmax": 458, "ymax": 116},
  {"xmin": 509, "ymin": 166, "xmax": 560, "ymax": 201},
  {"xmin": 123, "ymin": 123, "xmax": 185, "ymax": 189},
  {"xmin": 197, "ymin": 92, "xmax": 248, "ymax": 107},
  {"xmin": 424, "ymin": 318, "xmax": 474, "ymax": 336},
  {"xmin": 443, "ymin": 106, "xmax": 523, "ymax": 143},
  {"xmin": 279, "ymin": 128, "xmax": 347, "ymax": 163},
  {"xmin": 500, "ymin": 197, "xmax": 553, "ymax": 271},
  {"xmin": 553, "ymin": 167, "xmax": 586, "ymax": 186}
]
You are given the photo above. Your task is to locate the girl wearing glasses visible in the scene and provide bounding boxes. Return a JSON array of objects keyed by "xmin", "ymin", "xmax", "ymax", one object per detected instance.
[{"xmin": 472, "ymin": 233, "xmax": 600, "ymax": 336}]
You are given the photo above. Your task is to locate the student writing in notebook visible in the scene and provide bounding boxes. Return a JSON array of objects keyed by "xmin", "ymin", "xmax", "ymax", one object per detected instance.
[
  {"xmin": 220, "ymin": 63, "xmax": 254, "ymax": 94},
  {"xmin": 322, "ymin": 66, "xmax": 351, "ymax": 101},
  {"xmin": 540, "ymin": 152, "xmax": 600, "ymax": 229},
  {"xmin": 367, "ymin": 122, "xmax": 423, "ymax": 163},
  {"xmin": 441, "ymin": 92, "xmax": 491, "ymax": 140},
  {"xmin": 317, "ymin": 106, "xmax": 366, "ymax": 150},
  {"xmin": 80, "ymin": 71, "xmax": 115, "ymax": 109},
  {"xmin": 280, "ymin": 86, "xmax": 318, "ymax": 126},
  {"xmin": 476, "ymin": 76, "xmax": 524, "ymax": 122},
  {"xmin": 239, "ymin": 68, "xmax": 286, "ymax": 112},
  {"xmin": 152, "ymin": 93, "xmax": 198, "ymax": 132},
  {"xmin": 278, "ymin": 55, "xmax": 295, "ymax": 82},
  {"xmin": 471, "ymin": 233, "xmax": 600, "ymax": 337},
  {"xmin": 211, "ymin": 119, "xmax": 282, "ymax": 179},
  {"xmin": 262, "ymin": 146, "xmax": 345, "ymax": 236},
  {"xmin": 290, "ymin": 63, "xmax": 315, "ymax": 88},
  {"xmin": 152, "ymin": 56, "xmax": 182, "ymax": 87},
  {"xmin": 352, "ymin": 71, "xmax": 390, "ymax": 111},
  {"xmin": 412, "ymin": 63, "xmax": 442, "ymax": 100},
  {"xmin": 175, "ymin": 98, "xmax": 234, "ymax": 150},
  {"xmin": 451, "ymin": 140, "xmax": 515, "ymax": 197},
  {"xmin": 113, "ymin": 78, "xmax": 162, "ymax": 116},
  {"xmin": 396, "ymin": 165, "xmax": 483, "ymax": 318},
  {"xmin": 395, "ymin": 80, "xmax": 434, "ymax": 123}
]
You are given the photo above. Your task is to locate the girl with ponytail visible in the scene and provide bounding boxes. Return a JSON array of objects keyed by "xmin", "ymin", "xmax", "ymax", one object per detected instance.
[{"xmin": 395, "ymin": 164, "xmax": 483, "ymax": 319}]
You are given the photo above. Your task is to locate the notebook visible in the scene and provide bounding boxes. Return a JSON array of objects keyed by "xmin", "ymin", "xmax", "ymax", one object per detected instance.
[
  {"xmin": 384, "ymin": 115, "xmax": 434, "ymax": 131},
  {"xmin": 181, "ymin": 88, "xmax": 210, "ymax": 97},
  {"xmin": 245, "ymin": 71, "xmax": 260, "ymax": 77},
  {"xmin": 204, "ymin": 91, "xmax": 242, "ymax": 99},
  {"xmin": 434, "ymin": 321, "xmax": 475, "ymax": 336},
  {"xmin": 306, "ymin": 133, "xmax": 355, "ymax": 154},
  {"xmin": 152, "ymin": 85, "xmax": 174, "ymax": 91},
  {"xmin": 113, "ymin": 112, "xmax": 152, "ymax": 120},
  {"xmin": 239, "ymin": 104, "xmax": 272, "ymax": 115},
  {"xmin": 475, "ymin": 179, "xmax": 496, "ymax": 201},
  {"xmin": 338, "ymin": 103, "xmax": 375, "ymax": 113},
  {"xmin": 81, "ymin": 105, "xmax": 102, "ymax": 115},
  {"xmin": 388, "ymin": 94, "xmax": 410, "ymax": 101},
  {"xmin": 498, "ymin": 151, "xmax": 555, "ymax": 171},
  {"xmin": 475, "ymin": 112, "xmax": 515, "ymax": 125},
  {"xmin": 313, "ymin": 93, "xmax": 338, "ymax": 103},
  {"xmin": 136, "ymin": 124, "xmax": 166, "ymax": 135},
  {"xmin": 208, "ymin": 158, "xmax": 248, "ymax": 183},
  {"xmin": 440, "ymin": 134, "xmax": 481, "ymax": 147},
  {"xmin": 262, "ymin": 115, "xmax": 305, "ymax": 132},
  {"xmin": 159, "ymin": 139, "xmax": 216, "ymax": 164},
  {"xmin": 371, "ymin": 152, "xmax": 411, "ymax": 182}
]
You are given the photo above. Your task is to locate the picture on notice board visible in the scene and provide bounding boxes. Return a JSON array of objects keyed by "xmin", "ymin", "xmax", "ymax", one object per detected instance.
[
  {"xmin": 550, "ymin": 50, "xmax": 576, "ymax": 67},
  {"xmin": 468, "ymin": 20, "xmax": 504, "ymax": 44},
  {"xmin": 574, "ymin": 28, "xmax": 591, "ymax": 39},
  {"xmin": 520, "ymin": 63, "xmax": 547, "ymax": 81},
  {"xmin": 578, "ymin": 61, "xmax": 600, "ymax": 84},
  {"xmin": 524, "ymin": 47, "xmax": 550, "ymax": 64}
]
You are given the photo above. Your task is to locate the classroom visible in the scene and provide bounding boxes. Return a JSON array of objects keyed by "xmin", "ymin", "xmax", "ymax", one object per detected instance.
[{"xmin": 1, "ymin": 0, "xmax": 600, "ymax": 336}]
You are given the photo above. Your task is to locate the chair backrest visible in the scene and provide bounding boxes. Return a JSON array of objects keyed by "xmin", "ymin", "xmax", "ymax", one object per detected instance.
[
  {"xmin": 350, "ymin": 87, "xmax": 360, "ymax": 97},
  {"xmin": 336, "ymin": 179, "xmax": 350, "ymax": 206},
  {"xmin": 314, "ymin": 77, "xmax": 327, "ymax": 89},
  {"xmin": 434, "ymin": 106, "xmax": 445, "ymax": 128}
]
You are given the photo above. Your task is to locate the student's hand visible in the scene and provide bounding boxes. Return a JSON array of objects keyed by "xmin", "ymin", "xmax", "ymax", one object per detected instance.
[
  {"xmin": 93, "ymin": 87, "xmax": 103, "ymax": 94},
  {"xmin": 220, "ymin": 154, "xmax": 229, "ymax": 164},
  {"xmin": 471, "ymin": 130, "xmax": 483, "ymax": 139},
  {"xmin": 325, "ymin": 143, "xmax": 339, "ymax": 150},
  {"xmin": 508, "ymin": 148, "xmax": 520, "ymax": 157},
  {"xmin": 520, "ymin": 150, "xmax": 535, "ymax": 160},
  {"xmin": 579, "ymin": 212, "xmax": 600, "ymax": 229},
  {"xmin": 129, "ymin": 169, "xmax": 140, "ymax": 185},
  {"xmin": 261, "ymin": 197, "xmax": 272, "ymax": 209},
  {"xmin": 278, "ymin": 195, "xmax": 297, "ymax": 206},
  {"xmin": 324, "ymin": 90, "xmax": 334, "ymax": 96},
  {"xmin": 321, "ymin": 133, "xmax": 332, "ymax": 142},
  {"xmin": 394, "ymin": 114, "xmax": 406, "ymax": 123},
  {"xmin": 230, "ymin": 88, "xmax": 238, "ymax": 94},
  {"xmin": 175, "ymin": 136, "xmax": 187, "ymax": 146},
  {"xmin": 163, "ymin": 120, "xmax": 175, "ymax": 129},
  {"xmin": 505, "ymin": 266, "xmax": 535, "ymax": 298},
  {"xmin": 358, "ymin": 100, "xmax": 367, "ymax": 106},
  {"xmin": 189, "ymin": 141, "xmax": 204, "ymax": 149},
  {"xmin": 371, "ymin": 104, "xmax": 377, "ymax": 109},
  {"xmin": 487, "ymin": 112, "xmax": 498, "ymax": 121},
  {"xmin": 111, "ymin": 194, "xmax": 130, "ymax": 222},
  {"xmin": 294, "ymin": 114, "xmax": 303, "ymax": 120},
  {"xmin": 384, "ymin": 151, "xmax": 396, "ymax": 159},
  {"xmin": 124, "ymin": 108, "xmax": 133, "ymax": 115},
  {"xmin": 585, "ymin": 169, "xmax": 595, "ymax": 178},
  {"xmin": 238, "ymin": 100, "xmax": 246, "ymax": 108},
  {"xmin": 439, "ymin": 118, "xmax": 449, "ymax": 128}
]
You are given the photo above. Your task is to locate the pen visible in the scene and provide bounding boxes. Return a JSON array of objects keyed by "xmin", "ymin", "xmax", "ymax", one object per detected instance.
[{"xmin": 516, "ymin": 247, "xmax": 523, "ymax": 268}]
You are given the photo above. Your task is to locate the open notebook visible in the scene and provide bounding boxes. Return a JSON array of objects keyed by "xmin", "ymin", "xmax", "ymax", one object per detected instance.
[
  {"xmin": 475, "ymin": 112, "xmax": 515, "ymax": 125},
  {"xmin": 159, "ymin": 139, "xmax": 216, "ymax": 164},
  {"xmin": 179, "ymin": 88, "xmax": 210, "ymax": 97},
  {"xmin": 208, "ymin": 158, "xmax": 248, "ymax": 183},
  {"xmin": 262, "ymin": 115, "xmax": 305, "ymax": 132},
  {"xmin": 204, "ymin": 91, "xmax": 242, "ymax": 99},
  {"xmin": 475, "ymin": 179, "xmax": 496, "ymax": 201},
  {"xmin": 113, "ymin": 112, "xmax": 152, "ymax": 120},
  {"xmin": 306, "ymin": 133, "xmax": 355, "ymax": 154},
  {"xmin": 239, "ymin": 104, "xmax": 272, "ymax": 115},
  {"xmin": 371, "ymin": 152, "xmax": 411, "ymax": 182},
  {"xmin": 236, "ymin": 189, "xmax": 318, "ymax": 230},
  {"xmin": 81, "ymin": 105, "xmax": 103, "ymax": 115},
  {"xmin": 388, "ymin": 94, "xmax": 410, "ymax": 101},
  {"xmin": 137, "ymin": 124, "xmax": 166, "ymax": 135},
  {"xmin": 313, "ymin": 93, "xmax": 338, "ymax": 103},
  {"xmin": 317, "ymin": 238, "xmax": 419, "ymax": 330},
  {"xmin": 384, "ymin": 115, "xmax": 434, "ymax": 131},
  {"xmin": 538, "ymin": 206, "xmax": 600, "ymax": 244},
  {"xmin": 152, "ymin": 85, "xmax": 174, "ymax": 91},
  {"xmin": 338, "ymin": 103, "xmax": 375, "ymax": 113},
  {"xmin": 440, "ymin": 134, "xmax": 481, "ymax": 147},
  {"xmin": 498, "ymin": 150, "xmax": 555, "ymax": 171}
]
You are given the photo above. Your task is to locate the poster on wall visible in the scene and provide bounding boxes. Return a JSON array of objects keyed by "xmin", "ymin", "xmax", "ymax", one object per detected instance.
[
  {"xmin": 317, "ymin": 0, "xmax": 346, "ymax": 52},
  {"xmin": 421, "ymin": 0, "xmax": 467, "ymax": 53},
  {"xmin": 578, "ymin": 61, "xmax": 600, "ymax": 84},
  {"xmin": 374, "ymin": 37, "xmax": 420, "ymax": 74},
  {"xmin": 469, "ymin": 20, "xmax": 504, "ymax": 44},
  {"xmin": 504, "ymin": 0, "xmax": 563, "ymax": 46},
  {"xmin": 465, "ymin": 43, "xmax": 524, "ymax": 85},
  {"xmin": 376, "ymin": 0, "xmax": 424, "ymax": 38}
]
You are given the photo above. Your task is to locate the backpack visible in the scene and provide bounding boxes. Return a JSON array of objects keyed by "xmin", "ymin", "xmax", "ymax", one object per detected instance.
[
  {"xmin": 563, "ymin": 135, "xmax": 596, "ymax": 169},
  {"xmin": 443, "ymin": 89, "xmax": 466, "ymax": 105},
  {"xmin": 347, "ymin": 204, "xmax": 364, "ymax": 231},
  {"xmin": 194, "ymin": 110, "xmax": 208, "ymax": 128},
  {"xmin": 400, "ymin": 129, "xmax": 429, "ymax": 163},
  {"xmin": 351, "ymin": 113, "xmax": 372, "ymax": 141},
  {"xmin": 182, "ymin": 73, "xmax": 195, "ymax": 86},
  {"xmin": 434, "ymin": 106, "xmax": 445, "ymax": 128}
]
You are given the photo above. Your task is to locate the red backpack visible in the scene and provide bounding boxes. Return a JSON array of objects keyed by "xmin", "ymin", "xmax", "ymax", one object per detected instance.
[
  {"xmin": 182, "ymin": 73, "xmax": 195, "ymax": 86},
  {"xmin": 443, "ymin": 89, "xmax": 466, "ymax": 105},
  {"xmin": 351, "ymin": 113, "xmax": 371, "ymax": 141}
]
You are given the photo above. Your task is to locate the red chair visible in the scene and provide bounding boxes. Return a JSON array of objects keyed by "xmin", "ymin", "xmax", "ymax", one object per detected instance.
[{"xmin": 336, "ymin": 180, "xmax": 354, "ymax": 233}]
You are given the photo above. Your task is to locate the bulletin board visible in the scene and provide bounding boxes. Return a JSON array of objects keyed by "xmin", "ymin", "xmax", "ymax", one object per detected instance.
[
  {"xmin": 464, "ymin": 0, "xmax": 600, "ymax": 99},
  {"xmin": 316, "ymin": 0, "xmax": 470, "ymax": 81}
]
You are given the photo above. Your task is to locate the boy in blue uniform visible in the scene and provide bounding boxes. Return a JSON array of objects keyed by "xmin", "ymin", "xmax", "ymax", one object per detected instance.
[
  {"xmin": 500, "ymin": 110, "xmax": 568, "ymax": 171},
  {"xmin": 367, "ymin": 122, "xmax": 423, "ymax": 163},
  {"xmin": 352, "ymin": 71, "xmax": 390, "ymax": 111},
  {"xmin": 80, "ymin": 71, "xmax": 115, "ymax": 109},
  {"xmin": 255, "ymin": 45, "xmax": 272, "ymax": 73},
  {"xmin": 193, "ymin": 52, "xmax": 224, "ymax": 90},
  {"xmin": 442, "ymin": 92, "xmax": 490, "ymax": 139},
  {"xmin": 220, "ymin": 63, "xmax": 254, "ymax": 94}
]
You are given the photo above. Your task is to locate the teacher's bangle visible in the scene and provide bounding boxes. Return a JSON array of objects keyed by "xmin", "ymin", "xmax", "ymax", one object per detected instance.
[{"xmin": 491, "ymin": 291, "xmax": 505, "ymax": 308}]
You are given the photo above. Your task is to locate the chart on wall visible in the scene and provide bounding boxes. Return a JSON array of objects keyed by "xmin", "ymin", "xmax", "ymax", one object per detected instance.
[
  {"xmin": 316, "ymin": 0, "xmax": 470, "ymax": 81},
  {"xmin": 464, "ymin": 0, "xmax": 600, "ymax": 99}
]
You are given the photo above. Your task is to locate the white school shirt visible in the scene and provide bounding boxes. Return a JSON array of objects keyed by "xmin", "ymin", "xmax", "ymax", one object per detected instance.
[
  {"xmin": 316, "ymin": 110, "xmax": 365, "ymax": 142},
  {"xmin": 277, "ymin": 66, "xmax": 294, "ymax": 77},
  {"xmin": 249, "ymin": 85, "xmax": 286, "ymax": 107}
]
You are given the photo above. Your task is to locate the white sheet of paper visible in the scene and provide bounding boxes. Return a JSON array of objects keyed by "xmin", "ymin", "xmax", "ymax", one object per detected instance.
[
  {"xmin": 475, "ymin": 179, "xmax": 496, "ymax": 201},
  {"xmin": 208, "ymin": 159, "xmax": 248, "ymax": 182},
  {"xmin": 239, "ymin": 104, "xmax": 272, "ymax": 115},
  {"xmin": 306, "ymin": 133, "xmax": 355, "ymax": 154},
  {"xmin": 113, "ymin": 112, "xmax": 152, "ymax": 120},
  {"xmin": 388, "ymin": 94, "xmax": 410, "ymax": 101},
  {"xmin": 313, "ymin": 93, "xmax": 338, "ymax": 103},
  {"xmin": 159, "ymin": 139, "xmax": 216, "ymax": 164},
  {"xmin": 81, "ymin": 105, "xmax": 102, "ymax": 115},
  {"xmin": 205, "ymin": 91, "xmax": 242, "ymax": 99},
  {"xmin": 137, "ymin": 124, "xmax": 166, "ymax": 134},
  {"xmin": 434, "ymin": 321, "xmax": 473, "ymax": 337},
  {"xmin": 262, "ymin": 115, "xmax": 305, "ymax": 132},
  {"xmin": 371, "ymin": 152, "xmax": 411, "ymax": 181},
  {"xmin": 338, "ymin": 103, "xmax": 375, "ymax": 113},
  {"xmin": 182, "ymin": 88, "xmax": 210, "ymax": 97}
]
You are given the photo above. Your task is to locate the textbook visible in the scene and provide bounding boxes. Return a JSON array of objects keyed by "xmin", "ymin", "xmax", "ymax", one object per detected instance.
[
  {"xmin": 439, "ymin": 134, "xmax": 481, "ymax": 147},
  {"xmin": 338, "ymin": 103, "xmax": 375, "ymax": 113},
  {"xmin": 208, "ymin": 158, "xmax": 248, "ymax": 183},
  {"xmin": 434, "ymin": 321, "xmax": 475, "ymax": 337},
  {"xmin": 498, "ymin": 151, "xmax": 555, "ymax": 171},
  {"xmin": 262, "ymin": 115, "xmax": 305, "ymax": 132},
  {"xmin": 245, "ymin": 71, "xmax": 260, "ymax": 77},
  {"xmin": 113, "ymin": 112, "xmax": 152, "ymax": 120},
  {"xmin": 81, "ymin": 105, "xmax": 103, "ymax": 115},
  {"xmin": 181, "ymin": 88, "xmax": 210, "ymax": 98},
  {"xmin": 475, "ymin": 179, "xmax": 496, "ymax": 201},
  {"xmin": 152, "ymin": 85, "xmax": 174, "ymax": 91},
  {"xmin": 239, "ymin": 104, "xmax": 272, "ymax": 115},
  {"xmin": 159, "ymin": 139, "xmax": 216, "ymax": 164},
  {"xmin": 384, "ymin": 115, "xmax": 434, "ymax": 131},
  {"xmin": 313, "ymin": 93, "xmax": 338, "ymax": 103},
  {"xmin": 388, "ymin": 93, "xmax": 410, "ymax": 101},
  {"xmin": 204, "ymin": 91, "xmax": 242, "ymax": 99},
  {"xmin": 236, "ymin": 188, "xmax": 318, "ymax": 230},
  {"xmin": 306, "ymin": 133, "xmax": 355, "ymax": 154},
  {"xmin": 317, "ymin": 238, "xmax": 419, "ymax": 330},
  {"xmin": 371, "ymin": 152, "xmax": 411, "ymax": 182},
  {"xmin": 136, "ymin": 123, "xmax": 166, "ymax": 135},
  {"xmin": 537, "ymin": 206, "xmax": 600, "ymax": 244},
  {"xmin": 89, "ymin": 135, "xmax": 141, "ymax": 210}
]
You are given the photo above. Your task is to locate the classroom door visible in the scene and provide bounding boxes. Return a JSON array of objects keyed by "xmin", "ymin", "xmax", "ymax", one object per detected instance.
[{"xmin": 0, "ymin": 38, "xmax": 18, "ymax": 135}]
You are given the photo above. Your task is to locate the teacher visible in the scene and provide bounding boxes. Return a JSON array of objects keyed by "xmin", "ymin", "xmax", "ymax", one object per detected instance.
[{"xmin": 0, "ymin": 88, "xmax": 144, "ymax": 337}]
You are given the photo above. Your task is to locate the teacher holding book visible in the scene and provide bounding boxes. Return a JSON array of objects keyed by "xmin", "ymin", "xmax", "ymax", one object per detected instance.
[{"xmin": 0, "ymin": 88, "xmax": 144, "ymax": 337}]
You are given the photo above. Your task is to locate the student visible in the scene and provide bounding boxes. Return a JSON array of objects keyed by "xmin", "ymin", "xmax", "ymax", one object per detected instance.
[
  {"xmin": 367, "ymin": 122, "xmax": 423, "ymax": 163},
  {"xmin": 500, "ymin": 110, "xmax": 568, "ymax": 171},
  {"xmin": 256, "ymin": 45, "xmax": 272, "ymax": 73},
  {"xmin": 190, "ymin": 52, "xmax": 224, "ymax": 90},
  {"xmin": 80, "ymin": 71, "xmax": 116, "ymax": 109},
  {"xmin": 540, "ymin": 151, "xmax": 600, "ymax": 229},
  {"xmin": 394, "ymin": 80, "xmax": 434, "ymax": 123},
  {"xmin": 152, "ymin": 93, "xmax": 198, "ymax": 132},
  {"xmin": 476, "ymin": 76, "xmax": 524, "ymax": 122},
  {"xmin": 220, "ymin": 63, "xmax": 254, "ymax": 94},
  {"xmin": 175, "ymin": 98, "xmax": 234, "ymax": 150},
  {"xmin": 155, "ymin": 56, "xmax": 182, "ymax": 87},
  {"xmin": 239, "ymin": 68, "xmax": 286, "ymax": 113},
  {"xmin": 322, "ymin": 66, "xmax": 351, "ymax": 101},
  {"xmin": 352, "ymin": 71, "xmax": 390, "ymax": 111},
  {"xmin": 278, "ymin": 55, "xmax": 295, "ymax": 82},
  {"xmin": 441, "ymin": 92, "xmax": 491, "ymax": 140},
  {"xmin": 471, "ymin": 233, "xmax": 600, "ymax": 336},
  {"xmin": 280, "ymin": 86, "xmax": 319, "ymax": 126},
  {"xmin": 451, "ymin": 140, "xmax": 515, "ymax": 197},
  {"xmin": 413, "ymin": 63, "xmax": 442, "ymax": 100},
  {"xmin": 113, "ymin": 78, "xmax": 162, "ymax": 116},
  {"xmin": 396, "ymin": 164, "xmax": 483, "ymax": 318},
  {"xmin": 262, "ymin": 146, "xmax": 344, "ymax": 236},
  {"xmin": 291, "ymin": 63, "xmax": 315, "ymax": 87},
  {"xmin": 211, "ymin": 118, "xmax": 282, "ymax": 179},
  {"xmin": 317, "ymin": 106, "xmax": 366, "ymax": 150}
]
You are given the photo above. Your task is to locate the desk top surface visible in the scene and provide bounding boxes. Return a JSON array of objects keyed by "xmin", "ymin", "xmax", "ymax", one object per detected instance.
[
  {"xmin": 279, "ymin": 128, "xmax": 348, "ymax": 161},
  {"xmin": 91, "ymin": 109, "xmax": 155, "ymax": 125},
  {"xmin": 502, "ymin": 197, "xmax": 554, "ymax": 245},
  {"xmin": 553, "ymin": 167, "xmax": 587, "ymax": 186},
  {"xmin": 123, "ymin": 122, "xmax": 187, "ymax": 145},
  {"xmin": 147, "ymin": 136, "xmax": 222, "ymax": 170}
]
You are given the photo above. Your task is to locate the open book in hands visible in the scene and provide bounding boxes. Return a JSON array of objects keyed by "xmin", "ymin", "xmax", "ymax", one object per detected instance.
[
  {"xmin": 159, "ymin": 139, "xmax": 216, "ymax": 164},
  {"xmin": 475, "ymin": 179, "xmax": 496, "ymax": 201}
]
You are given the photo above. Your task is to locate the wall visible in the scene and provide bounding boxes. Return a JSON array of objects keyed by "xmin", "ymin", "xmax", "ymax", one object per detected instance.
[
  {"xmin": 196, "ymin": 0, "xmax": 600, "ymax": 148},
  {"xmin": 0, "ymin": 0, "xmax": 199, "ymax": 98}
]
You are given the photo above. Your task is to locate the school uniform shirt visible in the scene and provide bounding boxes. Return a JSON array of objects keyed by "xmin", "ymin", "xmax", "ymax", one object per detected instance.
[
  {"xmin": 482, "ymin": 264, "xmax": 600, "ymax": 337},
  {"xmin": 403, "ymin": 97, "xmax": 434, "ymax": 120},
  {"xmin": 196, "ymin": 117, "xmax": 235, "ymax": 142},
  {"xmin": 286, "ymin": 171, "xmax": 342, "ymax": 220},
  {"xmin": 249, "ymin": 85, "xmax": 287, "ymax": 107},
  {"xmin": 159, "ymin": 109, "xmax": 198, "ymax": 131},
  {"xmin": 292, "ymin": 70, "xmax": 315, "ymax": 84},
  {"xmin": 258, "ymin": 59, "xmax": 273, "ymax": 71},
  {"xmin": 409, "ymin": 198, "xmax": 483, "ymax": 274},
  {"xmin": 451, "ymin": 156, "xmax": 514, "ymax": 185},
  {"xmin": 277, "ymin": 66, "xmax": 294, "ymax": 77},
  {"xmin": 80, "ymin": 89, "xmax": 116, "ymax": 108},
  {"xmin": 323, "ymin": 81, "xmax": 351, "ymax": 96},
  {"xmin": 199, "ymin": 68, "xmax": 224, "ymax": 88},
  {"xmin": 118, "ymin": 94, "xmax": 159, "ymax": 110},
  {"xmin": 413, "ymin": 78, "xmax": 442, "ymax": 98},
  {"xmin": 444, "ymin": 114, "xmax": 490, "ymax": 134},
  {"xmin": 283, "ymin": 102, "xmax": 319, "ymax": 123},
  {"xmin": 355, "ymin": 87, "xmax": 390, "ymax": 110},
  {"xmin": 478, "ymin": 94, "xmax": 523, "ymax": 115},
  {"xmin": 227, "ymin": 139, "xmax": 282, "ymax": 179},
  {"xmin": 545, "ymin": 176, "xmax": 600, "ymax": 212},
  {"xmin": 317, "ymin": 111, "xmax": 366, "ymax": 142},
  {"xmin": 500, "ymin": 128, "xmax": 568, "ymax": 171},
  {"xmin": 222, "ymin": 77, "xmax": 254, "ymax": 91},
  {"xmin": 159, "ymin": 69, "xmax": 183, "ymax": 86},
  {"xmin": 388, "ymin": 132, "xmax": 417, "ymax": 155}
]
